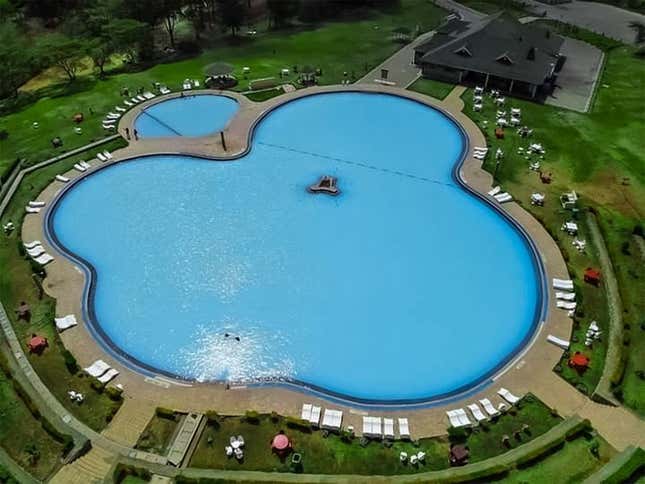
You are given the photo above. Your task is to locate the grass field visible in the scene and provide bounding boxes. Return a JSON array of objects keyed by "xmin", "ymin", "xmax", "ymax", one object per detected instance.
[
  {"xmin": 0, "ymin": 357, "xmax": 65, "ymax": 480},
  {"xmin": 460, "ymin": 45, "xmax": 644, "ymax": 411},
  {"xmin": 408, "ymin": 78, "xmax": 455, "ymax": 100},
  {"xmin": 0, "ymin": 139, "xmax": 127, "ymax": 432},
  {"xmin": 0, "ymin": 0, "xmax": 446, "ymax": 181},
  {"xmin": 135, "ymin": 412, "xmax": 180, "ymax": 456}
]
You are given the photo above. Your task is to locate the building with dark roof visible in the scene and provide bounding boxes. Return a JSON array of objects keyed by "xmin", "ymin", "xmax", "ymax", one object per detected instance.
[{"xmin": 414, "ymin": 12, "xmax": 565, "ymax": 98}]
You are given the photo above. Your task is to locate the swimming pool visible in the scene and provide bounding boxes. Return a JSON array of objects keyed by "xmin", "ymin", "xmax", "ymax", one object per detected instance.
[
  {"xmin": 49, "ymin": 92, "xmax": 542, "ymax": 404},
  {"xmin": 134, "ymin": 94, "xmax": 239, "ymax": 137}
]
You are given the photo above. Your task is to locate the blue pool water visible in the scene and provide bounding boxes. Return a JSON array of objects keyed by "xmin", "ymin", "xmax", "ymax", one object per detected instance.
[
  {"xmin": 50, "ymin": 92, "xmax": 540, "ymax": 403},
  {"xmin": 134, "ymin": 94, "xmax": 239, "ymax": 137}
]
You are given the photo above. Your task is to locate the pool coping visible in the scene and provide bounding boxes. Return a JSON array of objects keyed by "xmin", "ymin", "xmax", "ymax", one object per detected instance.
[{"xmin": 38, "ymin": 85, "xmax": 550, "ymax": 409}]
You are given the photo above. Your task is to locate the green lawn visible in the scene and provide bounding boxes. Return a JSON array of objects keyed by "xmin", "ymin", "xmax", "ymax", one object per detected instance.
[
  {"xmin": 499, "ymin": 434, "xmax": 615, "ymax": 483},
  {"xmin": 0, "ymin": 357, "xmax": 65, "ymax": 481},
  {"xmin": 190, "ymin": 414, "xmax": 450, "ymax": 475},
  {"xmin": 0, "ymin": 140, "xmax": 127, "ymax": 433},
  {"xmin": 0, "ymin": 0, "xmax": 446, "ymax": 181},
  {"xmin": 459, "ymin": 46, "xmax": 644, "ymax": 409},
  {"xmin": 409, "ymin": 78, "xmax": 455, "ymax": 100},
  {"xmin": 135, "ymin": 412, "xmax": 180, "ymax": 456}
]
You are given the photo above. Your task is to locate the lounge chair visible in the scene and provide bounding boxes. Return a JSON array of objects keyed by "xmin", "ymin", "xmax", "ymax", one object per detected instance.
[
  {"xmin": 106, "ymin": 113, "xmax": 120, "ymax": 119},
  {"xmin": 55, "ymin": 314, "xmax": 78, "ymax": 331},
  {"xmin": 97, "ymin": 153, "xmax": 107, "ymax": 162},
  {"xmin": 321, "ymin": 409, "xmax": 343, "ymax": 430},
  {"xmin": 447, "ymin": 410, "xmax": 462, "ymax": 427},
  {"xmin": 130, "ymin": 97, "xmax": 140, "ymax": 104},
  {"xmin": 183, "ymin": 81, "xmax": 192, "ymax": 90},
  {"xmin": 28, "ymin": 201, "xmax": 46, "ymax": 208},
  {"xmin": 383, "ymin": 418, "xmax": 395, "ymax": 439},
  {"xmin": 193, "ymin": 80, "xmax": 200, "ymax": 87},
  {"xmin": 547, "ymin": 334, "xmax": 569, "ymax": 350},
  {"xmin": 473, "ymin": 152, "xmax": 486, "ymax": 160},
  {"xmin": 467, "ymin": 403, "xmax": 487, "ymax": 422},
  {"xmin": 103, "ymin": 151, "xmax": 113, "ymax": 160},
  {"xmin": 143, "ymin": 91, "xmax": 155, "ymax": 99},
  {"xmin": 479, "ymin": 398, "xmax": 500, "ymax": 416},
  {"xmin": 362, "ymin": 416, "xmax": 382, "ymax": 438},
  {"xmin": 23, "ymin": 240, "xmax": 42, "ymax": 249},
  {"xmin": 103, "ymin": 124, "xmax": 116, "ymax": 130},
  {"xmin": 447, "ymin": 409, "xmax": 471, "ymax": 427},
  {"xmin": 98, "ymin": 368, "xmax": 119, "ymax": 384},
  {"xmin": 74, "ymin": 163, "xmax": 86, "ymax": 172},
  {"xmin": 557, "ymin": 301, "xmax": 577, "ymax": 310},
  {"xmin": 136, "ymin": 95, "xmax": 146, "ymax": 102},
  {"xmin": 26, "ymin": 245, "xmax": 45, "ymax": 258},
  {"xmin": 25, "ymin": 206, "xmax": 41, "ymax": 214},
  {"xmin": 398, "ymin": 418, "xmax": 410, "ymax": 439},
  {"xmin": 488, "ymin": 186, "xmax": 501, "ymax": 196},
  {"xmin": 124, "ymin": 100, "xmax": 134, "ymax": 107},
  {"xmin": 301, "ymin": 403, "xmax": 312, "ymax": 421},
  {"xmin": 115, "ymin": 106, "xmax": 126, "ymax": 112},
  {"xmin": 160, "ymin": 86, "xmax": 171, "ymax": 94},
  {"xmin": 34, "ymin": 253, "xmax": 54, "ymax": 265},
  {"xmin": 80, "ymin": 161, "xmax": 91, "ymax": 169},
  {"xmin": 556, "ymin": 292, "xmax": 576, "ymax": 301},
  {"xmin": 494, "ymin": 193, "xmax": 513, "ymax": 203},
  {"xmin": 56, "ymin": 175, "xmax": 70, "ymax": 183},
  {"xmin": 84, "ymin": 359, "xmax": 110, "ymax": 378},
  {"xmin": 310, "ymin": 405, "xmax": 321, "ymax": 426},
  {"xmin": 553, "ymin": 278, "xmax": 574, "ymax": 291},
  {"xmin": 498, "ymin": 388, "xmax": 520, "ymax": 404}
]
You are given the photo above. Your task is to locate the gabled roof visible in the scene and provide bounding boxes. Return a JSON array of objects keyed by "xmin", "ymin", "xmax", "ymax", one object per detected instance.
[{"xmin": 416, "ymin": 12, "xmax": 564, "ymax": 85}]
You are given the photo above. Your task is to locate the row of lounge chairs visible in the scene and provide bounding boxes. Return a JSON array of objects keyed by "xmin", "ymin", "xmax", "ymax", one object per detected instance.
[
  {"xmin": 83, "ymin": 359, "xmax": 120, "ymax": 384},
  {"xmin": 97, "ymin": 150, "xmax": 113, "ymax": 162},
  {"xmin": 301, "ymin": 404, "xmax": 344, "ymax": 431},
  {"xmin": 74, "ymin": 161, "xmax": 91, "ymax": 172},
  {"xmin": 363, "ymin": 416, "xmax": 410, "ymax": 440},
  {"xmin": 25, "ymin": 200, "xmax": 45, "ymax": 214},
  {"xmin": 23, "ymin": 240, "xmax": 54, "ymax": 266},
  {"xmin": 487, "ymin": 185, "xmax": 513, "ymax": 204},
  {"xmin": 104, "ymin": 91, "xmax": 159, "ymax": 129},
  {"xmin": 447, "ymin": 388, "xmax": 521, "ymax": 428}
]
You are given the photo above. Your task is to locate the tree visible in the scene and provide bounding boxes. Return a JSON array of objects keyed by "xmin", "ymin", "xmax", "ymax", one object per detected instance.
[
  {"xmin": 38, "ymin": 34, "xmax": 86, "ymax": 82},
  {"xmin": 267, "ymin": 0, "xmax": 300, "ymax": 28},
  {"xmin": 216, "ymin": 0, "xmax": 245, "ymax": 36},
  {"xmin": 0, "ymin": 21, "xmax": 39, "ymax": 98},
  {"xmin": 159, "ymin": 0, "xmax": 184, "ymax": 49},
  {"xmin": 105, "ymin": 18, "xmax": 146, "ymax": 63}
]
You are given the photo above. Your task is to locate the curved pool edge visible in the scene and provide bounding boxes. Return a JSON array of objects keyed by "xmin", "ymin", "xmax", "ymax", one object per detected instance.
[{"xmin": 42, "ymin": 85, "xmax": 548, "ymax": 409}]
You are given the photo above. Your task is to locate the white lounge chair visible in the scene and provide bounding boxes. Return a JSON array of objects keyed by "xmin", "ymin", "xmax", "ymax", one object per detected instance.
[
  {"xmin": 557, "ymin": 301, "xmax": 577, "ymax": 310},
  {"xmin": 473, "ymin": 152, "xmax": 486, "ymax": 160},
  {"xmin": 124, "ymin": 100, "xmax": 134, "ymax": 107},
  {"xmin": 473, "ymin": 103, "xmax": 482, "ymax": 112},
  {"xmin": 553, "ymin": 278, "xmax": 574, "ymax": 291},
  {"xmin": 84, "ymin": 360, "xmax": 110, "ymax": 378},
  {"xmin": 467, "ymin": 403, "xmax": 487, "ymax": 422},
  {"xmin": 143, "ymin": 91, "xmax": 155, "ymax": 99},
  {"xmin": 310, "ymin": 405, "xmax": 321, "ymax": 426},
  {"xmin": 136, "ymin": 95, "xmax": 146, "ymax": 102},
  {"xmin": 103, "ymin": 151, "xmax": 113, "ymax": 160},
  {"xmin": 160, "ymin": 86, "xmax": 171, "ymax": 94},
  {"xmin": 321, "ymin": 409, "xmax": 343, "ymax": 430},
  {"xmin": 495, "ymin": 193, "xmax": 513, "ymax": 203},
  {"xmin": 447, "ymin": 410, "xmax": 462, "ymax": 427},
  {"xmin": 103, "ymin": 124, "xmax": 116, "ymax": 130},
  {"xmin": 556, "ymin": 292, "xmax": 576, "ymax": 301},
  {"xmin": 130, "ymin": 97, "xmax": 140, "ymax": 104},
  {"xmin": 301, "ymin": 403, "xmax": 312, "ymax": 421},
  {"xmin": 98, "ymin": 368, "xmax": 119, "ymax": 384},
  {"xmin": 26, "ymin": 245, "xmax": 45, "ymax": 258},
  {"xmin": 34, "ymin": 253, "xmax": 54, "ymax": 265},
  {"xmin": 55, "ymin": 314, "xmax": 78, "ymax": 331},
  {"xmin": 183, "ymin": 82, "xmax": 192, "ymax": 90},
  {"xmin": 80, "ymin": 161, "xmax": 91, "ymax": 169},
  {"xmin": 28, "ymin": 201, "xmax": 46, "ymax": 208},
  {"xmin": 115, "ymin": 106, "xmax": 126, "ymax": 112},
  {"xmin": 488, "ymin": 186, "xmax": 501, "ymax": 196},
  {"xmin": 498, "ymin": 388, "xmax": 520, "ymax": 404},
  {"xmin": 24, "ymin": 240, "xmax": 42, "ymax": 249},
  {"xmin": 97, "ymin": 153, "xmax": 107, "ymax": 162},
  {"xmin": 25, "ymin": 206, "xmax": 41, "ymax": 214},
  {"xmin": 547, "ymin": 334, "xmax": 569, "ymax": 350},
  {"xmin": 479, "ymin": 398, "xmax": 500, "ymax": 416},
  {"xmin": 398, "ymin": 418, "xmax": 410, "ymax": 439},
  {"xmin": 193, "ymin": 80, "xmax": 200, "ymax": 87},
  {"xmin": 383, "ymin": 418, "xmax": 395, "ymax": 439},
  {"xmin": 362, "ymin": 416, "xmax": 382, "ymax": 438},
  {"xmin": 106, "ymin": 113, "xmax": 120, "ymax": 119},
  {"xmin": 74, "ymin": 163, "xmax": 86, "ymax": 172},
  {"xmin": 56, "ymin": 175, "xmax": 69, "ymax": 183}
]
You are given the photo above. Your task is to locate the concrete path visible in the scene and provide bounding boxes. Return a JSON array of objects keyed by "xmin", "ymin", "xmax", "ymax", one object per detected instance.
[
  {"xmin": 359, "ymin": 30, "xmax": 437, "ymax": 88},
  {"xmin": 49, "ymin": 446, "xmax": 115, "ymax": 484},
  {"xmin": 519, "ymin": 0, "xmax": 645, "ymax": 44},
  {"xmin": 548, "ymin": 37, "xmax": 604, "ymax": 112},
  {"xmin": 434, "ymin": 0, "xmax": 485, "ymax": 22}
]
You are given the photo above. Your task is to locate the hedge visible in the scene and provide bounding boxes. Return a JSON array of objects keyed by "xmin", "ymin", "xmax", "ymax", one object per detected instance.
[
  {"xmin": 583, "ymin": 446, "xmax": 645, "ymax": 484},
  {"xmin": 249, "ymin": 77, "xmax": 278, "ymax": 90},
  {"xmin": 156, "ymin": 407, "xmax": 176, "ymax": 420}
]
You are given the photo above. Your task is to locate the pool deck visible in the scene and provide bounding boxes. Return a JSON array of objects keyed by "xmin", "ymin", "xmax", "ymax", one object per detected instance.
[{"xmin": 20, "ymin": 84, "xmax": 645, "ymax": 452}]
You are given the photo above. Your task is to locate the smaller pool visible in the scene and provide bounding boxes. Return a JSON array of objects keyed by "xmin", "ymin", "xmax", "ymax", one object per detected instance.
[{"xmin": 135, "ymin": 94, "xmax": 239, "ymax": 138}]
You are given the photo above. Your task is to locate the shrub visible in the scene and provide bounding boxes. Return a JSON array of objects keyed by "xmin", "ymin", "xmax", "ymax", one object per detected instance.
[
  {"xmin": 634, "ymin": 224, "xmax": 644, "ymax": 236},
  {"xmin": 105, "ymin": 386, "xmax": 123, "ymax": 401},
  {"xmin": 90, "ymin": 379, "xmax": 104, "ymax": 393},
  {"xmin": 447, "ymin": 425, "xmax": 469, "ymax": 442},
  {"xmin": 285, "ymin": 416, "xmax": 311, "ymax": 433},
  {"xmin": 205, "ymin": 410, "xmax": 220, "ymax": 426},
  {"xmin": 270, "ymin": 411, "xmax": 280, "ymax": 423},
  {"xmin": 62, "ymin": 350, "xmax": 78, "ymax": 374},
  {"xmin": 244, "ymin": 410, "xmax": 260, "ymax": 424},
  {"xmin": 155, "ymin": 407, "xmax": 176, "ymax": 420}
]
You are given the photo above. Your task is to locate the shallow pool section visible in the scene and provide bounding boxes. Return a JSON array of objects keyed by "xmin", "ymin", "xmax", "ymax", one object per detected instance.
[
  {"xmin": 50, "ymin": 92, "xmax": 541, "ymax": 403},
  {"xmin": 134, "ymin": 94, "xmax": 239, "ymax": 137}
]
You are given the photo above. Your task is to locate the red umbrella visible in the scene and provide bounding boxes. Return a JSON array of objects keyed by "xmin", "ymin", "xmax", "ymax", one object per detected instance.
[{"xmin": 271, "ymin": 434, "xmax": 291, "ymax": 452}]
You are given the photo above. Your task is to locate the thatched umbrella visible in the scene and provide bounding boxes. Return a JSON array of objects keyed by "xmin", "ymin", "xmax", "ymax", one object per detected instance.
[{"xmin": 204, "ymin": 62, "xmax": 235, "ymax": 78}]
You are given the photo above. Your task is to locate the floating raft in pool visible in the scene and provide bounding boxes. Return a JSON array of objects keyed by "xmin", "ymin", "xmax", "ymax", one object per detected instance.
[{"xmin": 308, "ymin": 176, "xmax": 339, "ymax": 196}]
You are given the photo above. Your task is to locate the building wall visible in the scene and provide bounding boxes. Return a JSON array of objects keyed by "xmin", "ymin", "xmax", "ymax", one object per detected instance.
[{"xmin": 421, "ymin": 64, "xmax": 463, "ymax": 83}]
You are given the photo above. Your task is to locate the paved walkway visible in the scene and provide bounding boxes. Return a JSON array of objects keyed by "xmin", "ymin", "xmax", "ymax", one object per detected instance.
[
  {"xmin": 434, "ymin": 0, "xmax": 485, "ymax": 22},
  {"xmin": 518, "ymin": 0, "xmax": 645, "ymax": 44}
]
